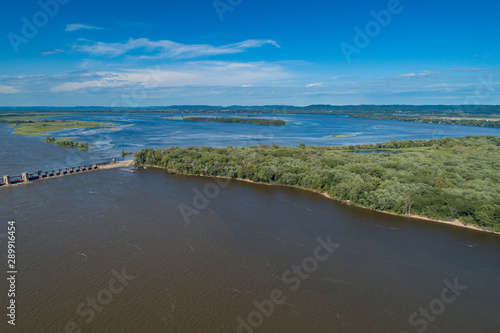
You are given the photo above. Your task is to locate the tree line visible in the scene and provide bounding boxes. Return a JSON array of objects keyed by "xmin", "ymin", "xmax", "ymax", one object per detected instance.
[
  {"xmin": 182, "ymin": 116, "xmax": 286, "ymax": 126},
  {"xmin": 348, "ymin": 114, "xmax": 500, "ymax": 128}
]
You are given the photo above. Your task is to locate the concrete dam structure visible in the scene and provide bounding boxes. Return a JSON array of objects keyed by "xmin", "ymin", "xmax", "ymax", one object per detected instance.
[{"xmin": 0, "ymin": 160, "xmax": 134, "ymax": 187}]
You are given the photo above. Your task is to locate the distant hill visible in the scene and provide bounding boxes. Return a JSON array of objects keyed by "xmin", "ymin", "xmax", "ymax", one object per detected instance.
[{"xmin": 1, "ymin": 105, "xmax": 499, "ymax": 118}]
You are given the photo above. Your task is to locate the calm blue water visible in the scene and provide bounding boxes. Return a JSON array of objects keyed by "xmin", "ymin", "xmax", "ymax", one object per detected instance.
[{"xmin": 1, "ymin": 113, "xmax": 499, "ymax": 175}]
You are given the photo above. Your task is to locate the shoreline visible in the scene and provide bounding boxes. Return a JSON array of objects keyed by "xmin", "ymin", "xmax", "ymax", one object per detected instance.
[
  {"xmin": 142, "ymin": 164, "xmax": 500, "ymax": 236},
  {"xmin": 100, "ymin": 160, "xmax": 134, "ymax": 169}
]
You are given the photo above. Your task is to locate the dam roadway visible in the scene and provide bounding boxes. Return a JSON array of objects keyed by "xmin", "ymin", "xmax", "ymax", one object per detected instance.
[{"xmin": 0, "ymin": 160, "xmax": 134, "ymax": 187}]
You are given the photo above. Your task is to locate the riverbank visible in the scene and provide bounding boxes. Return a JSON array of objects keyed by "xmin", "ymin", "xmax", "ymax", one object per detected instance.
[{"xmin": 141, "ymin": 164, "xmax": 500, "ymax": 235}]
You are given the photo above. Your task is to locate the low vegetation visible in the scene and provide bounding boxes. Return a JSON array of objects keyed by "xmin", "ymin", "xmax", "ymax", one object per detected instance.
[
  {"xmin": 329, "ymin": 135, "xmax": 353, "ymax": 138},
  {"xmin": 135, "ymin": 136, "xmax": 500, "ymax": 231},
  {"xmin": 11, "ymin": 120, "xmax": 113, "ymax": 136},
  {"xmin": 0, "ymin": 113, "xmax": 115, "ymax": 136}
]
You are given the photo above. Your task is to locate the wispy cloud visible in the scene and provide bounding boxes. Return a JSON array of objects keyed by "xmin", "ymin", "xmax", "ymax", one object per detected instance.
[
  {"xmin": 48, "ymin": 61, "xmax": 289, "ymax": 92},
  {"xmin": 40, "ymin": 49, "xmax": 65, "ymax": 56},
  {"xmin": 66, "ymin": 24, "xmax": 103, "ymax": 32},
  {"xmin": 0, "ymin": 85, "xmax": 19, "ymax": 94},
  {"xmin": 306, "ymin": 82, "xmax": 325, "ymax": 87},
  {"xmin": 395, "ymin": 67, "xmax": 493, "ymax": 79},
  {"xmin": 350, "ymin": 67, "xmax": 500, "ymax": 98},
  {"xmin": 73, "ymin": 38, "xmax": 280, "ymax": 59},
  {"xmin": 399, "ymin": 73, "xmax": 417, "ymax": 77}
]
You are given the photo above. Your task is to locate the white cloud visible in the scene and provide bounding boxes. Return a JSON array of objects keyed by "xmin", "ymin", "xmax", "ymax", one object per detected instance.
[
  {"xmin": 4, "ymin": 65, "xmax": 498, "ymax": 106},
  {"xmin": 49, "ymin": 61, "xmax": 290, "ymax": 92},
  {"xmin": 306, "ymin": 82, "xmax": 325, "ymax": 87},
  {"xmin": 0, "ymin": 85, "xmax": 19, "ymax": 94},
  {"xmin": 74, "ymin": 38, "xmax": 280, "ymax": 59},
  {"xmin": 66, "ymin": 24, "xmax": 103, "ymax": 32}
]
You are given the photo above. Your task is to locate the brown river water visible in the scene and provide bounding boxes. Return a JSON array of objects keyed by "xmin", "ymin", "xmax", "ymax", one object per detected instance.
[{"xmin": 1, "ymin": 167, "xmax": 500, "ymax": 333}]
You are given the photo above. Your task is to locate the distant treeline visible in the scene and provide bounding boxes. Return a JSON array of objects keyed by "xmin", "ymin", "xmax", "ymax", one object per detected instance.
[
  {"xmin": 2, "ymin": 105, "xmax": 500, "ymax": 118},
  {"xmin": 44, "ymin": 137, "xmax": 89, "ymax": 150},
  {"xmin": 0, "ymin": 118, "xmax": 57, "ymax": 125},
  {"xmin": 348, "ymin": 114, "xmax": 500, "ymax": 128},
  {"xmin": 182, "ymin": 116, "xmax": 286, "ymax": 126},
  {"xmin": 135, "ymin": 136, "xmax": 500, "ymax": 232}
]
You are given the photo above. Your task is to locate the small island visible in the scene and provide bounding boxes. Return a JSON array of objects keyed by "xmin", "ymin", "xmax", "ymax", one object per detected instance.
[
  {"xmin": 181, "ymin": 116, "xmax": 286, "ymax": 126},
  {"xmin": 43, "ymin": 137, "xmax": 89, "ymax": 150}
]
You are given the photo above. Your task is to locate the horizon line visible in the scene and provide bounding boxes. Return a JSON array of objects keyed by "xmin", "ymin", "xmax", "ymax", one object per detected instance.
[{"xmin": 1, "ymin": 104, "xmax": 499, "ymax": 109}]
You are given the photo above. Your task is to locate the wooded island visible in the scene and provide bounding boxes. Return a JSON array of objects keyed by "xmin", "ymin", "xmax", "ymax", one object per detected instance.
[{"xmin": 135, "ymin": 136, "xmax": 500, "ymax": 232}]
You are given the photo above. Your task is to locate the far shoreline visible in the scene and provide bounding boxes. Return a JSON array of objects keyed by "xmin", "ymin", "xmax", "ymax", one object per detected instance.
[{"xmin": 140, "ymin": 164, "xmax": 500, "ymax": 236}]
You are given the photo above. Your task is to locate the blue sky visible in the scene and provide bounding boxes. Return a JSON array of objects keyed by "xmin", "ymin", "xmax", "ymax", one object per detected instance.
[{"xmin": 0, "ymin": 0, "xmax": 499, "ymax": 106}]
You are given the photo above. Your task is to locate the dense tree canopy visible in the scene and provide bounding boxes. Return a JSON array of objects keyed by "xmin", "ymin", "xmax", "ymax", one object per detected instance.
[{"xmin": 43, "ymin": 137, "xmax": 89, "ymax": 150}]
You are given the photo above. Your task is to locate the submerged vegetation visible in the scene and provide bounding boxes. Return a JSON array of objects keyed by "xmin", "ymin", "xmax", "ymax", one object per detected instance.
[
  {"xmin": 43, "ymin": 137, "xmax": 89, "ymax": 150},
  {"xmin": 181, "ymin": 116, "xmax": 286, "ymax": 126},
  {"xmin": 330, "ymin": 135, "xmax": 353, "ymax": 138},
  {"xmin": 135, "ymin": 136, "xmax": 500, "ymax": 232}
]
